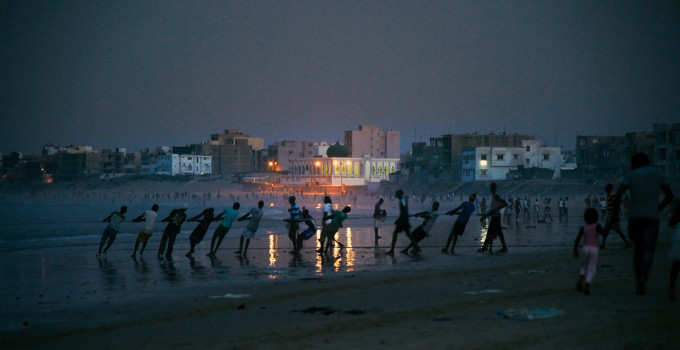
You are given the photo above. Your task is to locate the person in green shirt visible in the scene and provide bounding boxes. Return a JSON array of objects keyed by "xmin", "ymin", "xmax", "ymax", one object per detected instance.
[
  {"xmin": 317, "ymin": 206, "xmax": 351, "ymax": 254},
  {"xmin": 97, "ymin": 206, "xmax": 127, "ymax": 256}
]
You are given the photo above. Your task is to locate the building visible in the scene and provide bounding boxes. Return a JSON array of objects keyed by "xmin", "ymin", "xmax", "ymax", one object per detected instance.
[
  {"xmin": 344, "ymin": 125, "xmax": 400, "ymax": 158},
  {"xmin": 442, "ymin": 132, "xmax": 535, "ymax": 181},
  {"xmin": 208, "ymin": 140, "xmax": 254, "ymax": 174},
  {"xmin": 267, "ymin": 140, "xmax": 318, "ymax": 172},
  {"xmin": 100, "ymin": 148, "xmax": 127, "ymax": 178},
  {"xmin": 406, "ymin": 138, "xmax": 445, "ymax": 183},
  {"xmin": 626, "ymin": 131, "xmax": 654, "ymax": 158},
  {"xmin": 210, "ymin": 129, "xmax": 264, "ymax": 151},
  {"xmin": 575, "ymin": 135, "xmax": 629, "ymax": 180},
  {"xmin": 463, "ymin": 140, "xmax": 561, "ymax": 181},
  {"xmin": 315, "ymin": 141, "xmax": 330, "ymax": 158},
  {"xmin": 654, "ymin": 123, "xmax": 680, "ymax": 179},
  {"xmin": 155, "ymin": 154, "xmax": 212, "ymax": 176},
  {"xmin": 51, "ymin": 145, "xmax": 100, "ymax": 180},
  {"xmin": 282, "ymin": 143, "xmax": 399, "ymax": 188},
  {"xmin": 204, "ymin": 129, "xmax": 264, "ymax": 175},
  {"xmin": 139, "ymin": 147, "xmax": 171, "ymax": 174}
]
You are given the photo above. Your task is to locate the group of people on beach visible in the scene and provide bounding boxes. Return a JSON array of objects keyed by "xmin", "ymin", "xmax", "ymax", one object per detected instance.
[
  {"xmin": 96, "ymin": 153, "xmax": 680, "ymax": 301},
  {"xmin": 572, "ymin": 153, "xmax": 678, "ymax": 301},
  {"xmin": 97, "ymin": 199, "xmax": 266, "ymax": 260}
]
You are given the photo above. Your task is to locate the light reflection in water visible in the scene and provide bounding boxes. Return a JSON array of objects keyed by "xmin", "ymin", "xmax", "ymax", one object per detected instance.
[
  {"xmin": 345, "ymin": 227, "xmax": 354, "ymax": 270},
  {"xmin": 479, "ymin": 222, "xmax": 488, "ymax": 248},
  {"xmin": 315, "ymin": 229, "xmax": 323, "ymax": 273},
  {"xmin": 268, "ymin": 234, "xmax": 278, "ymax": 267}
]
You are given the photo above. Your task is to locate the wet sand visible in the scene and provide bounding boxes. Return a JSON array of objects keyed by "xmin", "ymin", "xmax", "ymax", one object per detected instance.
[
  {"xmin": 2, "ymin": 179, "xmax": 679, "ymax": 349},
  {"xmin": 2, "ymin": 212, "xmax": 679, "ymax": 349}
]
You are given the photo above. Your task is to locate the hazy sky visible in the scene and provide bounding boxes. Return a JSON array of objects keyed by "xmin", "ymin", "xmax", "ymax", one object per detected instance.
[{"xmin": 2, "ymin": 1, "xmax": 679, "ymax": 155}]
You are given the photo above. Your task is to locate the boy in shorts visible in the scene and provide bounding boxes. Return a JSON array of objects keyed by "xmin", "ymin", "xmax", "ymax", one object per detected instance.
[
  {"xmin": 98, "ymin": 205, "xmax": 127, "ymax": 256},
  {"xmin": 131, "ymin": 204, "xmax": 159, "ymax": 257},
  {"xmin": 402, "ymin": 201, "xmax": 440, "ymax": 255},
  {"xmin": 442, "ymin": 194, "xmax": 476, "ymax": 254},
  {"xmin": 235, "ymin": 201, "xmax": 264, "ymax": 256}
]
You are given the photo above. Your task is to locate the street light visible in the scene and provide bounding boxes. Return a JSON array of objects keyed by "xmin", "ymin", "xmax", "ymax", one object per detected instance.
[{"xmin": 314, "ymin": 161, "xmax": 321, "ymax": 188}]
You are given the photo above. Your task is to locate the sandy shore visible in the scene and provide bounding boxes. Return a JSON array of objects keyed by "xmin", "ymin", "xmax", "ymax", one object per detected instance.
[
  {"xmin": 2, "ymin": 234, "xmax": 679, "ymax": 349},
  {"xmin": 1, "ymin": 178, "xmax": 679, "ymax": 349}
]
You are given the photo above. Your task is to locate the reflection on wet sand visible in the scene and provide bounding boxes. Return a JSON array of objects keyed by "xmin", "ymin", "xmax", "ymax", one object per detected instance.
[
  {"xmin": 345, "ymin": 227, "xmax": 355, "ymax": 270},
  {"xmin": 268, "ymin": 234, "xmax": 278, "ymax": 268},
  {"xmin": 159, "ymin": 258, "xmax": 183, "ymax": 284},
  {"xmin": 478, "ymin": 224, "xmax": 488, "ymax": 250},
  {"xmin": 19, "ymin": 214, "xmax": 606, "ymax": 308},
  {"xmin": 98, "ymin": 256, "xmax": 120, "ymax": 289}
]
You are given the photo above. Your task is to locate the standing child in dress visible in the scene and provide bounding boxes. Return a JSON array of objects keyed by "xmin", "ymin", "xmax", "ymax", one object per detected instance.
[{"xmin": 574, "ymin": 208, "xmax": 604, "ymax": 295}]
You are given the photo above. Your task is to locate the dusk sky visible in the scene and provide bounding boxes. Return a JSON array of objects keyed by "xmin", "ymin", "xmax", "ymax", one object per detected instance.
[{"xmin": 2, "ymin": 1, "xmax": 679, "ymax": 156}]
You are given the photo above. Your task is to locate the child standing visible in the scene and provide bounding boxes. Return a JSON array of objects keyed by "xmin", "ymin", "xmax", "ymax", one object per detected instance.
[{"xmin": 574, "ymin": 208, "xmax": 604, "ymax": 295}]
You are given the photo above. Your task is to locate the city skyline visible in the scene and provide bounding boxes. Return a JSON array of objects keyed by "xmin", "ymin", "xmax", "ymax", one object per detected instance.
[{"xmin": 2, "ymin": 1, "xmax": 679, "ymax": 155}]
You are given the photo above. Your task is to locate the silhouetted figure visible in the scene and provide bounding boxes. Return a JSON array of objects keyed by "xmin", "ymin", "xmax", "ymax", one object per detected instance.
[
  {"xmin": 287, "ymin": 196, "xmax": 301, "ymax": 253},
  {"xmin": 207, "ymin": 202, "xmax": 240, "ymax": 257},
  {"xmin": 131, "ymin": 204, "xmax": 159, "ymax": 257},
  {"xmin": 386, "ymin": 189, "xmax": 411, "ymax": 256},
  {"xmin": 98, "ymin": 206, "xmax": 127, "ymax": 255},
  {"xmin": 614, "ymin": 153, "xmax": 673, "ymax": 295},
  {"xmin": 185, "ymin": 208, "xmax": 216, "ymax": 257},
  {"xmin": 600, "ymin": 183, "xmax": 630, "ymax": 249},
  {"xmin": 157, "ymin": 203, "xmax": 188, "ymax": 259},
  {"xmin": 479, "ymin": 183, "xmax": 508, "ymax": 253},
  {"xmin": 443, "ymin": 194, "xmax": 476, "ymax": 254},
  {"xmin": 373, "ymin": 198, "xmax": 385, "ymax": 239},
  {"xmin": 403, "ymin": 201, "xmax": 440, "ymax": 255}
]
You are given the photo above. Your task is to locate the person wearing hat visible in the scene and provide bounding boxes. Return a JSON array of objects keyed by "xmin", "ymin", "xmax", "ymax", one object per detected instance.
[{"xmin": 157, "ymin": 203, "xmax": 188, "ymax": 259}]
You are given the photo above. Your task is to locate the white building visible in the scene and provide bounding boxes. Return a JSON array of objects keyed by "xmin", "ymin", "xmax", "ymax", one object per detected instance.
[
  {"xmin": 464, "ymin": 140, "xmax": 561, "ymax": 181},
  {"xmin": 156, "ymin": 154, "xmax": 212, "ymax": 175},
  {"xmin": 283, "ymin": 156, "xmax": 399, "ymax": 187}
]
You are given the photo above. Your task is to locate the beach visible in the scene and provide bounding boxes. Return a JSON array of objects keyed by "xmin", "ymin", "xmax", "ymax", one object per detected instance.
[{"xmin": 1, "ymin": 179, "xmax": 679, "ymax": 349}]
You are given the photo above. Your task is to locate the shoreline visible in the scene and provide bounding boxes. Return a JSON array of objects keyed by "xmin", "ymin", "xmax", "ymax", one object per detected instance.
[
  {"xmin": 2, "ymin": 242, "xmax": 678, "ymax": 349},
  {"xmin": 1, "ymin": 179, "xmax": 679, "ymax": 349}
]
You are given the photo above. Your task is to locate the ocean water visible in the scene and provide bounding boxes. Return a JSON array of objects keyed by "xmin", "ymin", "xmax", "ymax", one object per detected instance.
[{"xmin": 4, "ymin": 195, "xmax": 668, "ymax": 332}]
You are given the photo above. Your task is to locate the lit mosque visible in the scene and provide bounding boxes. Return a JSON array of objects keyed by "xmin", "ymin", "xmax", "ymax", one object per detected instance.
[{"xmin": 281, "ymin": 142, "xmax": 400, "ymax": 188}]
